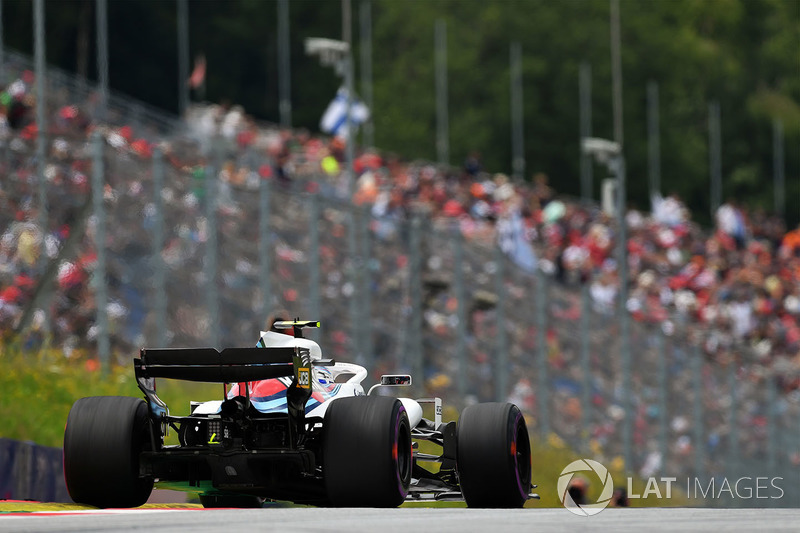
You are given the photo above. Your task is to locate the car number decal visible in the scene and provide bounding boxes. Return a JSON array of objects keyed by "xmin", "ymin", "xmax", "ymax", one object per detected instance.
[{"xmin": 297, "ymin": 368, "xmax": 311, "ymax": 389}]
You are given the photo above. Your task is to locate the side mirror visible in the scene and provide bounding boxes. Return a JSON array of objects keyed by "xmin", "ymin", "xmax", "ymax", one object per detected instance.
[
  {"xmin": 381, "ymin": 374, "xmax": 412, "ymax": 386},
  {"xmin": 368, "ymin": 374, "xmax": 412, "ymax": 395}
]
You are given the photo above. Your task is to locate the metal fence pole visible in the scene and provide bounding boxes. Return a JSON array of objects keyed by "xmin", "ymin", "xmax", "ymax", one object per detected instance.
[
  {"xmin": 359, "ymin": 205, "xmax": 373, "ymax": 366},
  {"xmin": 767, "ymin": 374, "xmax": 777, "ymax": 476},
  {"xmin": 610, "ymin": 0, "xmax": 624, "ymax": 147},
  {"xmin": 536, "ymin": 267, "xmax": 549, "ymax": 439},
  {"xmin": 308, "ymin": 193, "xmax": 321, "ymax": 323},
  {"xmin": 692, "ymin": 344, "xmax": 705, "ymax": 481},
  {"xmin": 580, "ymin": 281, "xmax": 591, "ymax": 449},
  {"xmin": 152, "ymin": 147, "xmax": 167, "ymax": 348},
  {"xmin": 359, "ymin": 0, "xmax": 374, "ymax": 148},
  {"xmin": 657, "ymin": 331, "xmax": 668, "ymax": 475},
  {"xmin": 435, "ymin": 19, "xmax": 449, "ymax": 166},
  {"xmin": 453, "ymin": 224, "xmax": 467, "ymax": 400},
  {"xmin": 773, "ymin": 119, "xmax": 785, "ymax": 218},
  {"xmin": 647, "ymin": 80, "xmax": 661, "ymax": 199},
  {"xmin": 708, "ymin": 101, "xmax": 722, "ymax": 217},
  {"xmin": 408, "ymin": 216, "xmax": 424, "ymax": 385},
  {"xmin": 177, "ymin": 0, "xmax": 189, "ymax": 117},
  {"xmin": 342, "ymin": 0, "xmax": 356, "ymax": 196},
  {"xmin": 616, "ymin": 155, "xmax": 633, "ymax": 472},
  {"xmin": 205, "ymin": 150, "xmax": 219, "ymax": 349},
  {"xmin": 611, "ymin": 0, "xmax": 629, "ymax": 469},
  {"xmin": 347, "ymin": 206, "xmax": 361, "ymax": 360},
  {"xmin": 509, "ymin": 42, "xmax": 525, "ymax": 182},
  {"xmin": 259, "ymin": 172, "xmax": 272, "ymax": 318},
  {"xmin": 90, "ymin": 132, "xmax": 110, "ymax": 369},
  {"xmin": 579, "ymin": 62, "xmax": 593, "ymax": 201},
  {"xmin": 277, "ymin": 0, "xmax": 292, "ymax": 128},
  {"xmin": 34, "ymin": 0, "xmax": 48, "ymax": 311},
  {"xmin": 95, "ymin": 0, "xmax": 108, "ymax": 121},
  {"xmin": 727, "ymin": 359, "xmax": 739, "ymax": 488},
  {"xmin": 494, "ymin": 246, "xmax": 508, "ymax": 402}
]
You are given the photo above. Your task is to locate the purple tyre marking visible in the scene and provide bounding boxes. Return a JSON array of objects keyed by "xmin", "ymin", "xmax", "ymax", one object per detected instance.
[
  {"xmin": 395, "ymin": 405, "xmax": 409, "ymax": 497},
  {"xmin": 511, "ymin": 410, "xmax": 527, "ymax": 498}
]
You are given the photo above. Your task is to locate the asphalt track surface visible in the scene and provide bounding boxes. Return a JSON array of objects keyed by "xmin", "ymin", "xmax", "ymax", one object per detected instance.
[{"xmin": 1, "ymin": 507, "xmax": 799, "ymax": 533}]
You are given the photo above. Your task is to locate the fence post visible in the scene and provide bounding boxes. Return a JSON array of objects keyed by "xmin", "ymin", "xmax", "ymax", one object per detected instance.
[
  {"xmin": 347, "ymin": 206, "xmax": 361, "ymax": 361},
  {"xmin": 205, "ymin": 148, "xmax": 219, "ymax": 348},
  {"xmin": 579, "ymin": 62, "xmax": 593, "ymax": 201},
  {"xmin": 494, "ymin": 246, "xmax": 508, "ymax": 402},
  {"xmin": 767, "ymin": 373, "xmax": 777, "ymax": 479},
  {"xmin": 453, "ymin": 224, "xmax": 468, "ymax": 400},
  {"xmin": 657, "ymin": 331, "xmax": 668, "ymax": 476},
  {"xmin": 536, "ymin": 266, "xmax": 549, "ymax": 439},
  {"xmin": 509, "ymin": 42, "xmax": 525, "ymax": 182},
  {"xmin": 773, "ymin": 119, "xmax": 785, "ymax": 218},
  {"xmin": 708, "ymin": 101, "xmax": 722, "ymax": 217},
  {"xmin": 152, "ymin": 146, "xmax": 167, "ymax": 347},
  {"xmin": 308, "ymin": 192, "xmax": 321, "ymax": 324},
  {"xmin": 34, "ymin": 0, "xmax": 49, "ymax": 336},
  {"xmin": 95, "ymin": 0, "xmax": 109, "ymax": 121},
  {"xmin": 727, "ymin": 358, "xmax": 739, "ymax": 506},
  {"xmin": 692, "ymin": 344, "xmax": 705, "ymax": 481},
  {"xmin": 91, "ymin": 131, "xmax": 110, "ymax": 369},
  {"xmin": 408, "ymin": 216, "xmax": 424, "ymax": 387},
  {"xmin": 647, "ymin": 80, "xmax": 661, "ymax": 199},
  {"xmin": 359, "ymin": 205, "xmax": 373, "ymax": 367},
  {"xmin": 580, "ymin": 281, "xmax": 591, "ymax": 450},
  {"xmin": 259, "ymin": 170, "xmax": 272, "ymax": 319}
]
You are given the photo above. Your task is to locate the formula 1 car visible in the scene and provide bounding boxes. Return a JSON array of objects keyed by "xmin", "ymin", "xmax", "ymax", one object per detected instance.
[{"xmin": 63, "ymin": 320, "xmax": 535, "ymax": 508}]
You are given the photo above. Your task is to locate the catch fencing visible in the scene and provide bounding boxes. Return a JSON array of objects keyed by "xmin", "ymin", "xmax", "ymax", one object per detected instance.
[{"xmin": 2, "ymin": 130, "xmax": 798, "ymax": 507}]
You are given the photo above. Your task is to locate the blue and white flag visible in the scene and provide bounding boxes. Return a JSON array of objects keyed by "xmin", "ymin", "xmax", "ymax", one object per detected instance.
[
  {"xmin": 320, "ymin": 87, "xmax": 370, "ymax": 140},
  {"xmin": 497, "ymin": 211, "xmax": 537, "ymax": 273}
]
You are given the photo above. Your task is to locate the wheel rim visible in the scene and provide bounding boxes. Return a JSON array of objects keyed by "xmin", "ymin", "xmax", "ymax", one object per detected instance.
[
  {"xmin": 511, "ymin": 412, "xmax": 532, "ymax": 498},
  {"xmin": 395, "ymin": 408, "xmax": 412, "ymax": 495}
]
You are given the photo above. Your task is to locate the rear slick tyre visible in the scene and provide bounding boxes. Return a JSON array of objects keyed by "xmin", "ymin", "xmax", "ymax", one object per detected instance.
[
  {"xmin": 457, "ymin": 402, "xmax": 531, "ymax": 508},
  {"xmin": 322, "ymin": 396, "xmax": 412, "ymax": 507},
  {"xmin": 63, "ymin": 396, "xmax": 154, "ymax": 508}
]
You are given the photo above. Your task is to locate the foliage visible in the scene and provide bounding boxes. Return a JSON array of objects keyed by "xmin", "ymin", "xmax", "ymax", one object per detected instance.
[{"xmin": 0, "ymin": 341, "xmax": 218, "ymax": 448}]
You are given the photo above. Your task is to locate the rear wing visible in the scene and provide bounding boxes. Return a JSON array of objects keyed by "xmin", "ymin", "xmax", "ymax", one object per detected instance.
[
  {"xmin": 134, "ymin": 347, "xmax": 295, "ymax": 383},
  {"xmin": 134, "ymin": 344, "xmax": 334, "ymax": 448},
  {"xmin": 134, "ymin": 346, "xmax": 299, "ymax": 433}
]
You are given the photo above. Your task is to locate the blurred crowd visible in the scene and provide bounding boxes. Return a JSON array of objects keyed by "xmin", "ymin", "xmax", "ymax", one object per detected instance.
[
  {"xmin": 182, "ymin": 102, "xmax": 800, "ymax": 385},
  {"xmin": 0, "ymin": 61, "xmax": 798, "ymax": 481}
]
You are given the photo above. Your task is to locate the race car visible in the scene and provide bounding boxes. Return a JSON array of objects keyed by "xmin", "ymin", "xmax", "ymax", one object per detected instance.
[{"xmin": 63, "ymin": 320, "xmax": 536, "ymax": 508}]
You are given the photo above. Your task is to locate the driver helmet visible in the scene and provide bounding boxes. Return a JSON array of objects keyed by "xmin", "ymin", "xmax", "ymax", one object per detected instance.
[{"xmin": 314, "ymin": 366, "xmax": 333, "ymax": 387}]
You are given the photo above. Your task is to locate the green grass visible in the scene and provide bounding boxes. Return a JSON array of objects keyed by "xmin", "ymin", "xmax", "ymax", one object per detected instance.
[{"xmin": 0, "ymin": 342, "xmax": 219, "ymax": 448}]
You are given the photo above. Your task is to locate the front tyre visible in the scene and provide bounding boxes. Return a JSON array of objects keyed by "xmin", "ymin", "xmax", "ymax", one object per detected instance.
[
  {"xmin": 457, "ymin": 402, "xmax": 531, "ymax": 508},
  {"xmin": 322, "ymin": 396, "xmax": 412, "ymax": 507},
  {"xmin": 63, "ymin": 396, "xmax": 154, "ymax": 508}
]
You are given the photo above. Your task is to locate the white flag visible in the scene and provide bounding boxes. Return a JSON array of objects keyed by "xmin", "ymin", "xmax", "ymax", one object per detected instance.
[{"xmin": 320, "ymin": 87, "xmax": 369, "ymax": 139}]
